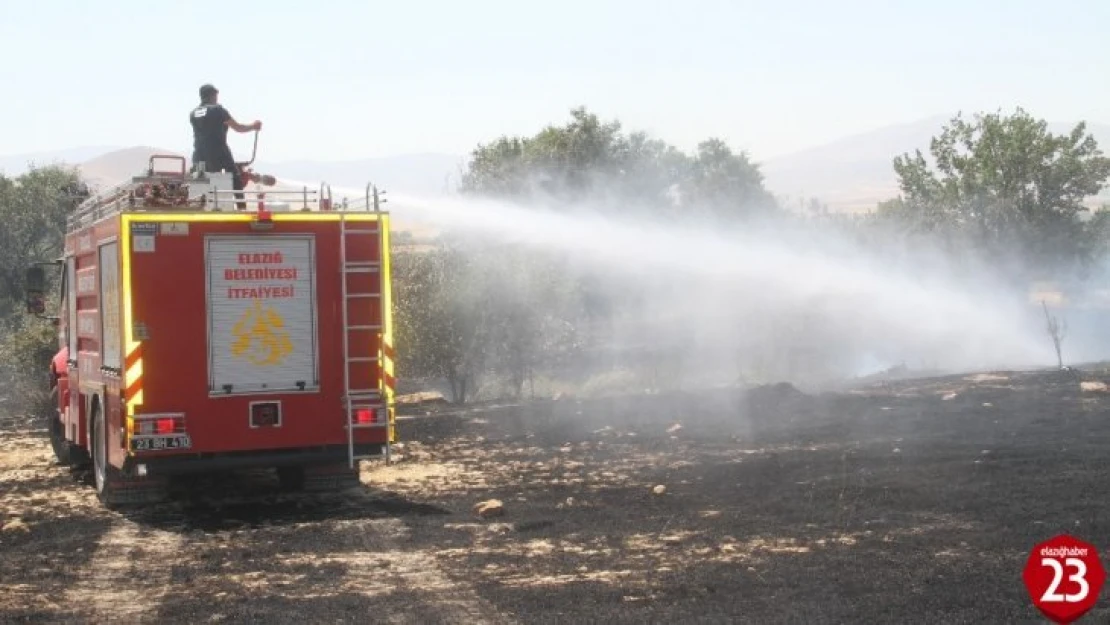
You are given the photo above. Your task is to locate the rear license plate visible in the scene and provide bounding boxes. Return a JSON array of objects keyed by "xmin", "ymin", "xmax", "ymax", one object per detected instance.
[{"xmin": 131, "ymin": 434, "xmax": 192, "ymax": 452}]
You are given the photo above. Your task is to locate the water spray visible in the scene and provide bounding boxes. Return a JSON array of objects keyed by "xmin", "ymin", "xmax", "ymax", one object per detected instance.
[{"xmin": 269, "ymin": 175, "xmax": 1055, "ymax": 383}]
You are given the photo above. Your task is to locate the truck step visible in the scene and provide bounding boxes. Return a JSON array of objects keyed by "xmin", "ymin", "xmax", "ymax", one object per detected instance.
[
  {"xmin": 345, "ymin": 324, "xmax": 382, "ymax": 331},
  {"xmin": 343, "ymin": 228, "xmax": 379, "ymax": 234},
  {"xmin": 302, "ymin": 472, "xmax": 362, "ymax": 492},
  {"xmin": 344, "ymin": 405, "xmax": 383, "ymax": 412},
  {"xmin": 344, "ymin": 391, "xmax": 382, "ymax": 400},
  {"xmin": 345, "ymin": 401, "xmax": 383, "ymax": 409},
  {"xmin": 346, "ymin": 399, "xmax": 384, "ymax": 407},
  {"xmin": 346, "ymin": 356, "xmax": 381, "ymax": 363},
  {"xmin": 343, "ymin": 261, "xmax": 381, "ymax": 271},
  {"xmin": 345, "ymin": 293, "xmax": 381, "ymax": 299},
  {"xmin": 349, "ymin": 422, "xmax": 389, "ymax": 429}
]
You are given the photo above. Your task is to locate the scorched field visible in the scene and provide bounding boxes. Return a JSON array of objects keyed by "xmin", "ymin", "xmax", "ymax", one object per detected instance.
[{"xmin": 2, "ymin": 367, "xmax": 1109, "ymax": 624}]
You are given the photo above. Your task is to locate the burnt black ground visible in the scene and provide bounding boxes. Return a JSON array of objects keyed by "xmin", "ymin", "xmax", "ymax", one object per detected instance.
[{"xmin": 2, "ymin": 367, "xmax": 1110, "ymax": 624}]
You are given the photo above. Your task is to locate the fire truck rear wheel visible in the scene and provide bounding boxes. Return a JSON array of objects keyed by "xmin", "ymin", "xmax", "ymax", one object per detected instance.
[
  {"xmin": 89, "ymin": 403, "xmax": 141, "ymax": 506},
  {"xmin": 91, "ymin": 404, "xmax": 111, "ymax": 501},
  {"xmin": 47, "ymin": 385, "xmax": 75, "ymax": 466}
]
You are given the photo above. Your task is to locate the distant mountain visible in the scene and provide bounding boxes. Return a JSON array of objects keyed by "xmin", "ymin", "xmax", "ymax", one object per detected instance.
[
  {"xmin": 43, "ymin": 146, "xmax": 466, "ymax": 201},
  {"xmin": 78, "ymin": 146, "xmax": 184, "ymax": 191},
  {"xmin": 761, "ymin": 116, "xmax": 1110, "ymax": 212},
  {"xmin": 0, "ymin": 145, "xmax": 121, "ymax": 177}
]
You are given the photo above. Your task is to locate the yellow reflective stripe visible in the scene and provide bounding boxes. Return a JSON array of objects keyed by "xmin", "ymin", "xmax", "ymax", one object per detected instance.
[
  {"xmin": 380, "ymin": 214, "xmax": 396, "ymax": 441},
  {"xmin": 272, "ymin": 213, "xmax": 382, "ymax": 222},
  {"xmin": 120, "ymin": 215, "xmax": 142, "ymax": 454},
  {"xmin": 111, "ymin": 212, "xmax": 384, "ymax": 223}
]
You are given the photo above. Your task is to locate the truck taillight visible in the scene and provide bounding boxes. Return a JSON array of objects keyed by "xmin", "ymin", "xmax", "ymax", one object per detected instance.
[
  {"xmin": 250, "ymin": 208, "xmax": 274, "ymax": 230},
  {"xmin": 356, "ymin": 407, "xmax": 387, "ymax": 424},
  {"xmin": 131, "ymin": 413, "xmax": 186, "ymax": 435}
]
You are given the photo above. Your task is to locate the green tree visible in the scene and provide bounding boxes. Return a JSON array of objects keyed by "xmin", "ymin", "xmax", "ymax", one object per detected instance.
[
  {"xmin": 890, "ymin": 108, "xmax": 1110, "ymax": 276},
  {"xmin": 399, "ymin": 107, "xmax": 783, "ymax": 405},
  {"xmin": 458, "ymin": 136, "xmax": 533, "ymax": 199},
  {"xmin": 460, "ymin": 107, "xmax": 630, "ymax": 204},
  {"xmin": 1083, "ymin": 205, "xmax": 1110, "ymax": 267},
  {"xmin": 0, "ymin": 315, "xmax": 59, "ymax": 414},
  {"xmin": 0, "ymin": 164, "xmax": 86, "ymax": 411},
  {"xmin": 682, "ymin": 138, "xmax": 778, "ymax": 221},
  {"xmin": 459, "ymin": 106, "xmax": 778, "ymax": 220},
  {"xmin": 391, "ymin": 243, "xmax": 494, "ymax": 404},
  {"xmin": 607, "ymin": 130, "xmax": 691, "ymax": 212},
  {"xmin": 481, "ymin": 245, "xmax": 583, "ymax": 398},
  {"xmin": 0, "ymin": 165, "xmax": 86, "ymax": 317}
]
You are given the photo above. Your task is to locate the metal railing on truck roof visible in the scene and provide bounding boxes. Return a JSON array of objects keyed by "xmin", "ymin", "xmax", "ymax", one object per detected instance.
[
  {"xmin": 66, "ymin": 127, "xmax": 387, "ymax": 228},
  {"xmin": 66, "ymin": 158, "xmax": 388, "ymax": 230},
  {"xmin": 208, "ymin": 181, "xmax": 388, "ymax": 213}
]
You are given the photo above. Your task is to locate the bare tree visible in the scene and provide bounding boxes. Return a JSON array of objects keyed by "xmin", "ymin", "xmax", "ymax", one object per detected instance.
[{"xmin": 1041, "ymin": 300, "xmax": 1067, "ymax": 369}]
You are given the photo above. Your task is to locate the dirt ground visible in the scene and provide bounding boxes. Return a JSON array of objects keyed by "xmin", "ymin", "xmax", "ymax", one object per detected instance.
[{"xmin": 2, "ymin": 367, "xmax": 1110, "ymax": 624}]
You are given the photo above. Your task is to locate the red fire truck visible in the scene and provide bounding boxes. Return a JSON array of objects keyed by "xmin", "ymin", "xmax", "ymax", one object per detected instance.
[{"xmin": 24, "ymin": 135, "xmax": 396, "ymax": 507}]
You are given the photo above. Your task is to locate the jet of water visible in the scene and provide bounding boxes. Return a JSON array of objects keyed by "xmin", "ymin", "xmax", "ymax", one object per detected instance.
[{"xmin": 275, "ymin": 176, "xmax": 1055, "ymax": 381}]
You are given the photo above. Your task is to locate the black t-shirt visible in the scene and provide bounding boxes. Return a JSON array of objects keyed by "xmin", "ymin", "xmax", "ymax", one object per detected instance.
[{"xmin": 189, "ymin": 103, "xmax": 234, "ymax": 165}]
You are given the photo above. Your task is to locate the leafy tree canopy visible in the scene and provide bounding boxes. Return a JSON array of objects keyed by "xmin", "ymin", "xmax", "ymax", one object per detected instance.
[
  {"xmin": 889, "ymin": 108, "xmax": 1110, "ymax": 276},
  {"xmin": 460, "ymin": 106, "xmax": 777, "ymax": 221},
  {"xmin": 0, "ymin": 165, "xmax": 86, "ymax": 317}
]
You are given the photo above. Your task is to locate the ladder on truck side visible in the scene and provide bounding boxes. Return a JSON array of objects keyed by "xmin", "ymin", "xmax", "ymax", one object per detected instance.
[{"xmin": 339, "ymin": 209, "xmax": 390, "ymax": 469}]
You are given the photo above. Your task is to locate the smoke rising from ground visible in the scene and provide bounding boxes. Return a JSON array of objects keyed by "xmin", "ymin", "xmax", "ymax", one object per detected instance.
[{"xmin": 282, "ymin": 177, "xmax": 1063, "ymax": 395}]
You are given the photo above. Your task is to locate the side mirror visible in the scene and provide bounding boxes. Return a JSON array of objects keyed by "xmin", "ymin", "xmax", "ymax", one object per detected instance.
[{"xmin": 25, "ymin": 266, "xmax": 46, "ymax": 315}]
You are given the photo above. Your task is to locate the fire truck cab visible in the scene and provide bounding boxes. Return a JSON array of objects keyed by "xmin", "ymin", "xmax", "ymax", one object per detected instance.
[{"xmin": 25, "ymin": 140, "xmax": 396, "ymax": 507}]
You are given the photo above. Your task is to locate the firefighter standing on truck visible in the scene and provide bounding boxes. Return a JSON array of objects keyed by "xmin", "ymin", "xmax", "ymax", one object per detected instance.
[{"xmin": 189, "ymin": 83, "xmax": 261, "ymax": 209}]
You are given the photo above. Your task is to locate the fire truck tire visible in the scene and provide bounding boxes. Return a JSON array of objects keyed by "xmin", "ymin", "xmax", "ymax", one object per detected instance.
[
  {"xmin": 47, "ymin": 385, "xmax": 81, "ymax": 467},
  {"xmin": 90, "ymin": 404, "xmax": 167, "ymax": 507},
  {"xmin": 91, "ymin": 404, "xmax": 118, "ymax": 505}
]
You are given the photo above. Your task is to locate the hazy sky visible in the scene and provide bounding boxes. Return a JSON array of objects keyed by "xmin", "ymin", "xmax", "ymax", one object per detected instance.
[{"xmin": 2, "ymin": 0, "xmax": 1107, "ymax": 163}]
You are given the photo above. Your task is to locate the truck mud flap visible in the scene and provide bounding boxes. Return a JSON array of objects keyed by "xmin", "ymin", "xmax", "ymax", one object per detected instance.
[
  {"xmin": 283, "ymin": 464, "xmax": 362, "ymax": 492},
  {"xmin": 100, "ymin": 475, "xmax": 170, "ymax": 507}
]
